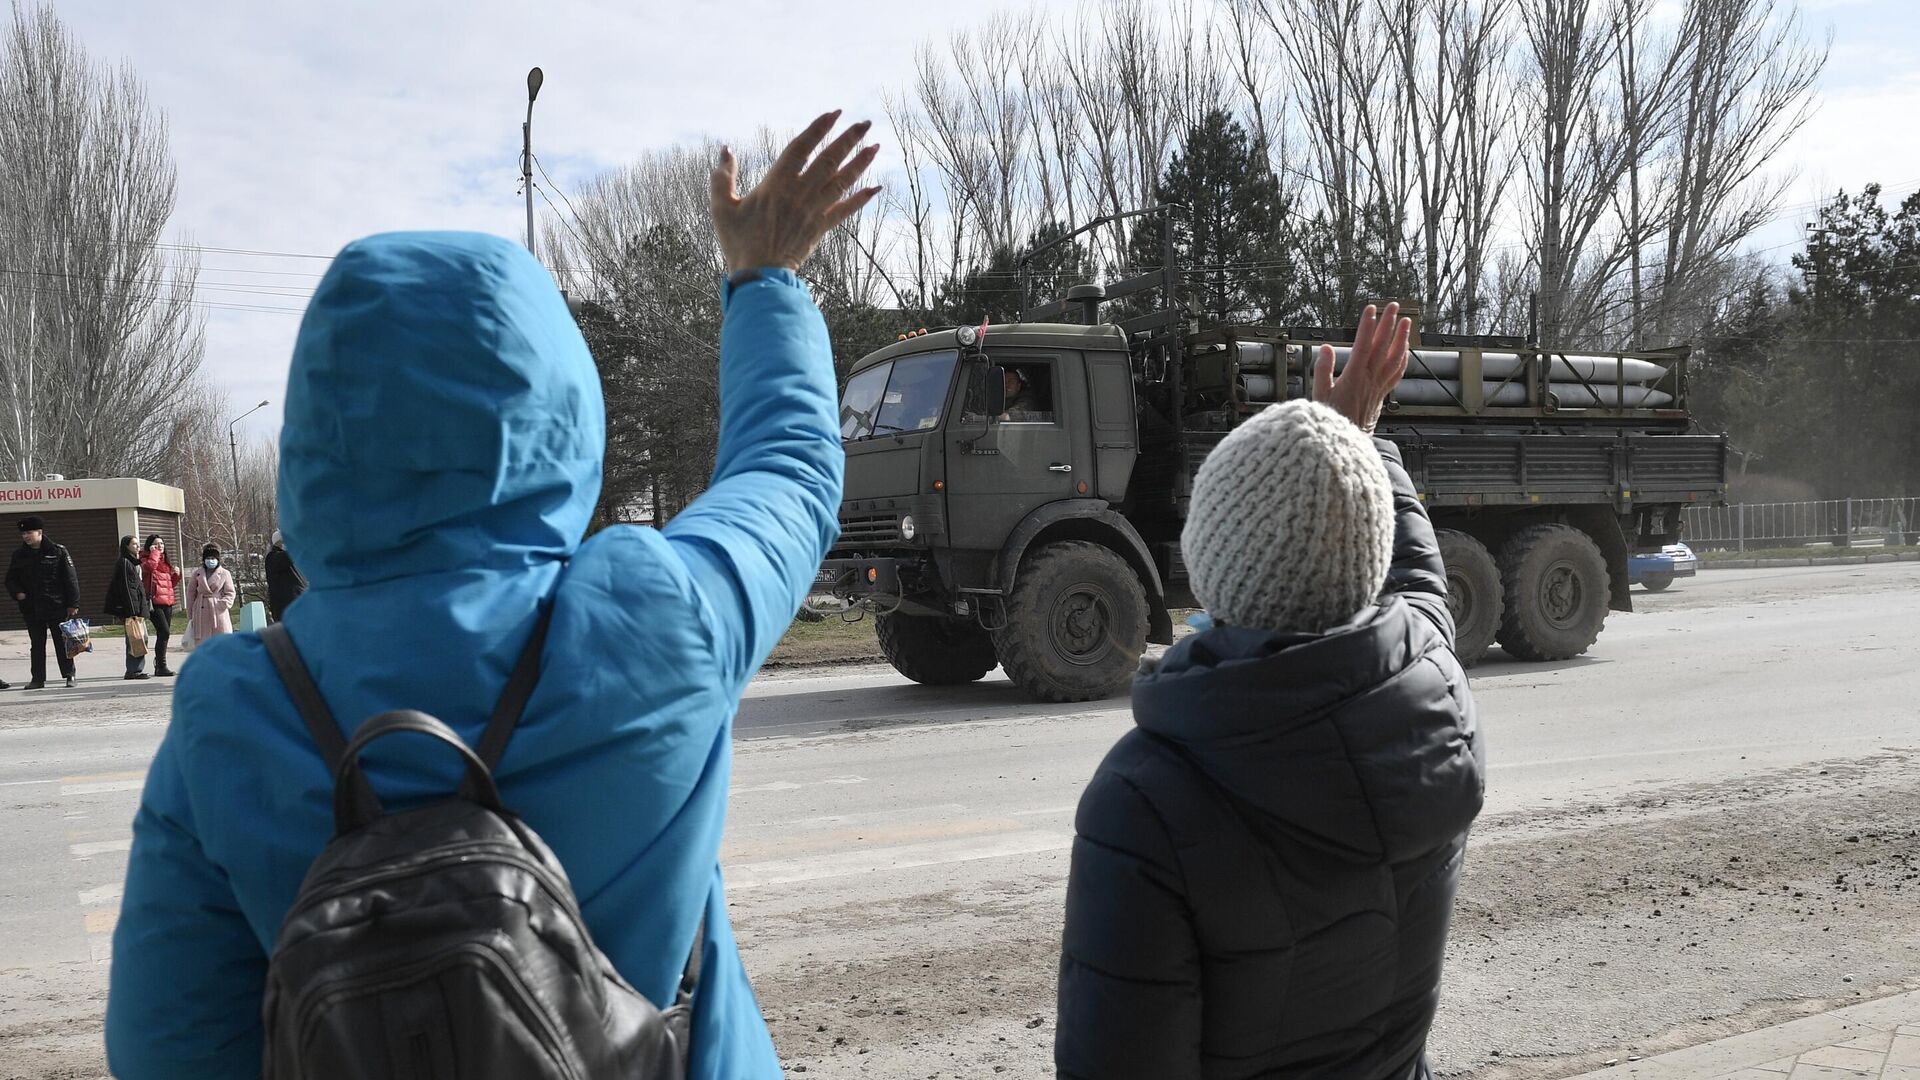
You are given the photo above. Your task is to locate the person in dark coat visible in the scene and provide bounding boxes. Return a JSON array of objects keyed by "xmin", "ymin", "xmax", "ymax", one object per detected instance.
[
  {"xmin": 6, "ymin": 515, "xmax": 82, "ymax": 689},
  {"xmin": 263, "ymin": 529, "xmax": 305, "ymax": 623},
  {"xmin": 1056, "ymin": 303, "xmax": 1485, "ymax": 1080},
  {"xmin": 104, "ymin": 535, "xmax": 154, "ymax": 681}
]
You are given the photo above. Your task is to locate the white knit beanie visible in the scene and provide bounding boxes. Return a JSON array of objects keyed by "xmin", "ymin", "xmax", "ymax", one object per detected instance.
[{"xmin": 1182, "ymin": 400, "xmax": 1394, "ymax": 632}]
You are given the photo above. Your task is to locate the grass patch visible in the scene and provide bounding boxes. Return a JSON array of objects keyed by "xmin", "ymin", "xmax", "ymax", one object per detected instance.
[
  {"xmin": 1697, "ymin": 544, "xmax": 1920, "ymax": 561},
  {"xmin": 767, "ymin": 612, "xmax": 882, "ymax": 667}
]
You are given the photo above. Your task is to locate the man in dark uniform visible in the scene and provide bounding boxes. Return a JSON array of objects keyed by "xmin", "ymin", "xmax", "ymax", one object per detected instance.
[
  {"xmin": 263, "ymin": 529, "xmax": 306, "ymax": 623},
  {"xmin": 6, "ymin": 516, "xmax": 80, "ymax": 689},
  {"xmin": 1000, "ymin": 365, "xmax": 1047, "ymax": 419}
]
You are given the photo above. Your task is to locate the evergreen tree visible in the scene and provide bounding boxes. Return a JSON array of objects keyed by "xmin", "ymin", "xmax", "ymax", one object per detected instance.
[
  {"xmin": 1128, "ymin": 109, "xmax": 1298, "ymax": 327},
  {"xmin": 937, "ymin": 221, "xmax": 1091, "ymax": 326},
  {"xmin": 1695, "ymin": 184, "xmax": 1920, "ymax": 500}
]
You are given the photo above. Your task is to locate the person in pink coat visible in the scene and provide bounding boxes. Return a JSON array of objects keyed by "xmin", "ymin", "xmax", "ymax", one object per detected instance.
[{"xmin": 184, "ymin": 544, "xmax": 236, "ymax": 646}]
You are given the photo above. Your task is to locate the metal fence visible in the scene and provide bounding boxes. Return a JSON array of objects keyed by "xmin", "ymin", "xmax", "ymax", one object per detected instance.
[{"xmin": 1684, "ymin": 497, "xmax": 1920, "ymax": 551}]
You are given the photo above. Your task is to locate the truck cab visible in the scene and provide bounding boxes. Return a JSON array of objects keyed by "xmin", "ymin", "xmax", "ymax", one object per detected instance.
[{"xmin": 813, "ymin": 323, "xmax": 1176, "ymax": 702}]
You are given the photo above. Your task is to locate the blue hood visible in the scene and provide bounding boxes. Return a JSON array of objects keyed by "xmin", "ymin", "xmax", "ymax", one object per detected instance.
[
  {"xmin": 279, "ymin": 231, "xmax": 603, "ymax": 588},
  {"xmin": 110, "ymin": 246, "xmax": 838, "ymax": 1079}
]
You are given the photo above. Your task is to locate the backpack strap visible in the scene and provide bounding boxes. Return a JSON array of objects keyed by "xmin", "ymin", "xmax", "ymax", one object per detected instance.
[
  {"xmin": 474, "ymin": 607, "xmax": 553, "ymax": 770},
  {"xmin": 680, "ymin": 912, "xmax": 706, "ymax": 999},
  {"xmin": 260, "ymin": 622, "xmax": 381, "ymax": 824}
]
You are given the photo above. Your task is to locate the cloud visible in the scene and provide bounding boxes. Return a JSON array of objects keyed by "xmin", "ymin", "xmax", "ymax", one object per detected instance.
[
  {"xmin": 47, "ymin": 0, "xmax": 1079, "ymax": 438},
  {"xmin": 38, "ymin": 0, "xmax": 1920, "ymax": 439}
]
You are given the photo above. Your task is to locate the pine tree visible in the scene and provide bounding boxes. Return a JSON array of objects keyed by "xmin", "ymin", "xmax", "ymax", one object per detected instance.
[{"xmin": 1128, "ymin": 110, "xmax": 1297, "ymax": 327}]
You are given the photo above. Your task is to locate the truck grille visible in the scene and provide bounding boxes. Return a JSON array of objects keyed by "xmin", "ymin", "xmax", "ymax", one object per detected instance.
[{"xmin": 838, "ymin": 510, "xmax": 901, "ymax": 545}]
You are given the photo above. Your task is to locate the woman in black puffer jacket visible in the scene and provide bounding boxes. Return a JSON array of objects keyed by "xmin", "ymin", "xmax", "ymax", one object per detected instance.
[
  {"xmin": 1056, "ymin": 305, "xmax": 1485, "ymax": 1080},
  {"xmin": 103, "ymin": 535, "xmax": 153, "ymax": 681}
]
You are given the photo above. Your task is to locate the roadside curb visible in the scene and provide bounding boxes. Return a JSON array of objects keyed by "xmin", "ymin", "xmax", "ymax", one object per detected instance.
[
  {"xmin": 1562, "ymin": 987, "xmax": 1920, "ymax": 1078},
  {"xmin": 1702, "ymin": 552, "xmax": 1920, "ymax": 570}
]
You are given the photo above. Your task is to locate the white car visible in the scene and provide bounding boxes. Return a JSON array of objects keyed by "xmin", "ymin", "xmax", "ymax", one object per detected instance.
[{"xmin": 1629, "ymin": 542, "xmax": 1698, "ymax": 592}]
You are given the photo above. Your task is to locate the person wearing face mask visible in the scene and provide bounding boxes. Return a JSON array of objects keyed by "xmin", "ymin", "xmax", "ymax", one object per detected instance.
[{"xmin": 184, "ymin": 544, "xmax": 237, "ymax": 648}]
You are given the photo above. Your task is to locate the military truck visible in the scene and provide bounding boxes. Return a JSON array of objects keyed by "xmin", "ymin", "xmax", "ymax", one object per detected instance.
[{"xmin": 809, "ymin": 212, "xmax": 1728, "ymax": 702}]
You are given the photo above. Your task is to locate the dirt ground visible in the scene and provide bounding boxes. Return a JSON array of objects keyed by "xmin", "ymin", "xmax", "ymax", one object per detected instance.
[{"xmin": 739, "ymin": 752, "xmax": 1920, "ymax": 1079}]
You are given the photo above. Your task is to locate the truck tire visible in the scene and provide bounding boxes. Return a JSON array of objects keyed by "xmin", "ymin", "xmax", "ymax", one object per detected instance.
[
  {"xmin": 1640, "ymin": 573, "xmax": 1674, "ymax": 592},
  {"xmin": 1496, "ymin": 524, "xmax": 1610, "ymax": 661},
  {"xmin": 1435, "ymin": 529, "xmax": 1501, "ymax": 666},
  {"xmin": 875, "ymin": 612, "xmax": 999, "ymax": 685},
  {"xmin": 994, "ymin": 541, "xmax": 1148, "ymax": 703}
]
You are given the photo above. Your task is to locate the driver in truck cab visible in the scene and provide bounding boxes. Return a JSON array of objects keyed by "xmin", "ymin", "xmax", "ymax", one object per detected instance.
[{"xmin": 1000, "ymin": 364, "xmax": 1050, "ymax": 421}]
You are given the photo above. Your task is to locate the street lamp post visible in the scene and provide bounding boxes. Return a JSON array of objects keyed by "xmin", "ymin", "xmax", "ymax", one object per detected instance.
[
  {"xmin": 523, "ymin": 66, "xmax": 543, "ymax": 254},
  {"xmin": 228, "ymin": 400, "xmax": 269, "ymax": 601}
]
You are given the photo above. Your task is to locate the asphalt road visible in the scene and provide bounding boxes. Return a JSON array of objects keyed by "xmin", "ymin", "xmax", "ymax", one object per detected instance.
[{"xmin": 2, "ymin": 562, "xmax": 1916, "ymax": 1079}]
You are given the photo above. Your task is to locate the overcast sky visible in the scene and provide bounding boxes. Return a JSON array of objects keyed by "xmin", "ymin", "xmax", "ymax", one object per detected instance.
[{"xmin": 41, "ymin": 0, "xmax": 1920, "ymax": 440}]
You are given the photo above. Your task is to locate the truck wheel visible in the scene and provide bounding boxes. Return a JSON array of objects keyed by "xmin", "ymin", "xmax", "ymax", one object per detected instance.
[
  {"xmin": 1640, "ymin": 573, "xmax": 1674, "ymax": 592},
  {"xmin": 874, "ymin": 612, "xmax": 999, "ymax": 685},
  {"xmin": 994, "ymin": 541, "xmax": 1148, "ymax": 703},
  {"xmin": 1496, "ymin": 524, "xmax": 1610, "ymax": 661},
  {"xmin": 1435, "ymin": 530, "xmax": 1501, "ymax": 667}
]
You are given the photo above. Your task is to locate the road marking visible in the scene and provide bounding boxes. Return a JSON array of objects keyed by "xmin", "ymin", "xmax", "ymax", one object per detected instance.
[
  {"xmin": 0, "ymin": 778, "xmax": 56, "ymax": 787},
  {"xmin": 724, "ymin": 815, "xmax": 1023, "ymax": 861},
  {"xmin": 726, "ymin": 828, "xmax": 1073, "ymax": 890},
  {"xmin": 69, "ymin": 838, "xmax": 131, "ymax": 857},
  {"xmin": 78, "ymin": 882, "xmax": 121, "ymax": 906},
  {"xmin": 60, "ymin": 770, "xmax": 145, "ymax": 784},
  {"xmin": 1012, "ymin": 804, "xmax": 1079, "ymax": 817},
  {"xmin": 62, "ymin": 778, "xmax": 143, "ymax": 795},
  {"xmin": 84, "ymin": 910, "xmax": 116, "ymax": 934},
  {"xmin": 731, "ymin": 775, "xmax": 867, "ymax": 796}
]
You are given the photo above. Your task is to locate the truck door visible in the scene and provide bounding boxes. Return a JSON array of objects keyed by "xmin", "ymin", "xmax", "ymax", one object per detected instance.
[
  {"xmin": 944, "ymin": 351, "xmax": 1087, "ymax": 552},
  {"xmin": 1085, "ymin": 350, "xmax": 1137, "ymax": 502}
]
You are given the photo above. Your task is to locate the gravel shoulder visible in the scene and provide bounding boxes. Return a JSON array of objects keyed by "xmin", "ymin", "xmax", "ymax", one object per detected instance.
[{"xmin": 742, "ymin": 751, "xmax": 1920, "ymax": 1079}]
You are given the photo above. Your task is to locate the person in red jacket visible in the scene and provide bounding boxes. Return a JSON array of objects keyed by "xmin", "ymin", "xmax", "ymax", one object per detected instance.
[{"xmin": 140, "ymin": 535, "xmax": 181, "ymax": 677}]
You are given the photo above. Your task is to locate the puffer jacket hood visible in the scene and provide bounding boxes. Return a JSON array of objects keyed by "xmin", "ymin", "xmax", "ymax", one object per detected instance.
[
  {"xmin": 278, "ymin": 231, "xmax": 603, "ymax": 589},
  {"xmin": 1132, "ymin": 598, "xmax": 1481, "ymax": 864}
]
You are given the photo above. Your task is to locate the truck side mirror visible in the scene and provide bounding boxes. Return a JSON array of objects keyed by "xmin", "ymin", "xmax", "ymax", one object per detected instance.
[
  {"xmin": 957, "ymin": 358, "xmax": 1006, "ymax": 452},
  {"xmin": 962, "ymin": 359, "xmax": 1008, "ymax": 424}
]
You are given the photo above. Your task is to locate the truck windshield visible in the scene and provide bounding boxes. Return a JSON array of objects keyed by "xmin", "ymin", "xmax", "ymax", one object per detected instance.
[{"xmin": 839, "ymin": 350, "xmax": 958, "ymax": 441}]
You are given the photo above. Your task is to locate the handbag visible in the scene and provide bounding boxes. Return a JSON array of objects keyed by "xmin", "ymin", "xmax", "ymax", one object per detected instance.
[
  {"xmin": 60, "ymin": 617, "xmax": 92, "ymax": 660},
  {"xmin": 125, "ymin": 617, "xmax": 148, "ymax": 658}
]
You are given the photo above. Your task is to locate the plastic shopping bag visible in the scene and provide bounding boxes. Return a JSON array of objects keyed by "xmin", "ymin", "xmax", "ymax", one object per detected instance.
[{"xmin": 61, "ymin": 617, "xmax": 93, "ymax": 660}]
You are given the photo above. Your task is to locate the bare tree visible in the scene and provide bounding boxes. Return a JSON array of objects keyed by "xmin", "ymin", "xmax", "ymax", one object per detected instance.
[
  {"xmin": 1644, "ymin": 0, "xmax": 1824, "ymax": 342},
  {"xmin": 0, "ymin": 2, "xmax": 205, "ymax": 483}
]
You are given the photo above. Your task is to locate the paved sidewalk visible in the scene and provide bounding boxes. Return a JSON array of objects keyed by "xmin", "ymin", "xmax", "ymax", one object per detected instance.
[{"xmin": 1569, "ymin": 990, "xmax": 1920, "ymax": 1079}]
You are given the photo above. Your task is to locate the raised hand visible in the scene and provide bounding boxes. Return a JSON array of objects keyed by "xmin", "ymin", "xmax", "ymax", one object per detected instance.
[
  {"xmin": 1313, "ymin": 301, "xmax": 1412, "ymax": 434},
  {"xmin": 709, "ymin": 110, "xmax": 882, "ymax": 277}
]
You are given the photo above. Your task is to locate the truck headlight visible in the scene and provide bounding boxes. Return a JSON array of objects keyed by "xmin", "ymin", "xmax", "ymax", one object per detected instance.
[{"xmin": 900, "ymin": 515, "xmax": 917, "ymax": 540}]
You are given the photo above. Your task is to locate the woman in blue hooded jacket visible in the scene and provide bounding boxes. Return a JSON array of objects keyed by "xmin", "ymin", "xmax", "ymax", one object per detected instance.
[{"xmin": 106, "ymin": 112, "xmax": 880, "ymax": 1080}]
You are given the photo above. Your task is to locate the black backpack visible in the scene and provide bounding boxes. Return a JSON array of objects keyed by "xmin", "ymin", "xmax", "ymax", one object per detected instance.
[{"xmin": 258, "ymin": 613, "xmax": 700, "ymax": 1079}]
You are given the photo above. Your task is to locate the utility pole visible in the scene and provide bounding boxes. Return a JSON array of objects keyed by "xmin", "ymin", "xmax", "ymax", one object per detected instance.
[
  {"xmin": 227, "ymin": 400, "xmax": 269, "ymax": 601},
  {"xmin": 523, "ymin": 67, "xmax": 543, "ymax": 254}
]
